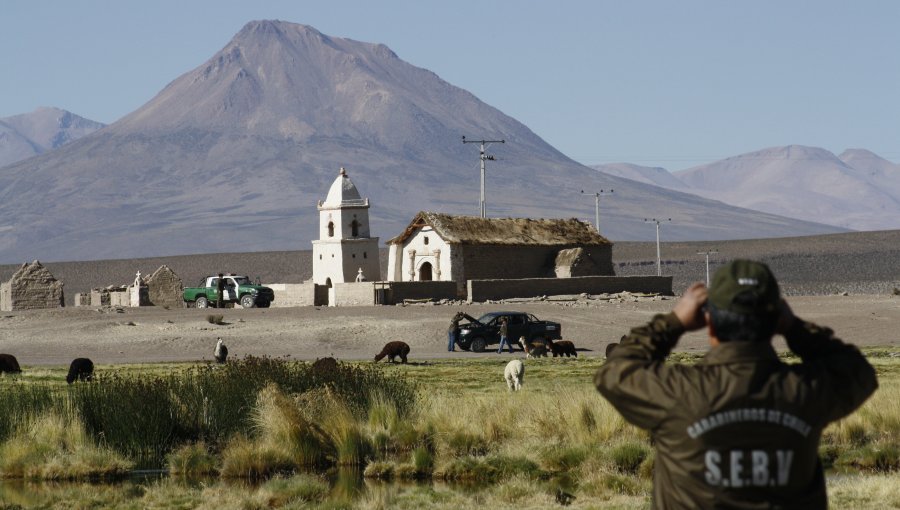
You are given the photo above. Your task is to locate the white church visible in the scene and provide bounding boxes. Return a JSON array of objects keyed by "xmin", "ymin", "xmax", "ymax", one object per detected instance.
[{"xmin": 311, "ymin": 168, "xmax": 381, "ymax": 288}]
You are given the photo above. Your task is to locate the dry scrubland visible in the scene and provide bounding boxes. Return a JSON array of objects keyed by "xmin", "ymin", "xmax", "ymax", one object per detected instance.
[{"xmin": 2, "ymin": 230, "xmax": 900, "ymax": 306}]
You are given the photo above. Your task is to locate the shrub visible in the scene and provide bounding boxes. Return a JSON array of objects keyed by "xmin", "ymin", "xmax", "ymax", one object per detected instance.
[
  {"xmin": 166, "ymin": 442, "xmax": 218, "ymax": 477},
  {"xmin": 610, "ymin": 441, "xmax": 650, "ymax": 474},
  {"xmin": 206, "ymin": 315, "xmax": 225, "ymax": 325}
]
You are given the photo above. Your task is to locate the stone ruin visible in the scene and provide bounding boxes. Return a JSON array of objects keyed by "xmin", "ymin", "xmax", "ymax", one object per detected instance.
[
  {"xmin": 144, "ymin": 265, "xmax": 184, "ymax": 308},
  {"xmin": 0, "ymin": 260, "xmax": 64, "ymax": 311},
  {"xmin": 554, "ymin": 247, "xmax": 603, "ymax": 278},
  {"xmin": 80, "ymin": 265, "xmax": 183, "ymax": 308}
]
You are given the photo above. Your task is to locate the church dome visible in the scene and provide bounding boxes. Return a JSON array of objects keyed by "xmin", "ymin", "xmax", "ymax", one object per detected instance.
[{"xmin": 321, "ymin": 168, "xmax": 367, "ymax": 208}]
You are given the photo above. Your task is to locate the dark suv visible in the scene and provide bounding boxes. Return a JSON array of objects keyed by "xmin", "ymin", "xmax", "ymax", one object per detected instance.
[{"xmin": 456, "ymin": 311, "xmax": 562, "ymax": 352}]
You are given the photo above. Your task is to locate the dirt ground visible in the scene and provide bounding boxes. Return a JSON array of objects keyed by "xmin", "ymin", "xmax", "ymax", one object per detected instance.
[{"xmin": 1, "ymin": 294, "xmax": 897, "ymax": 367}]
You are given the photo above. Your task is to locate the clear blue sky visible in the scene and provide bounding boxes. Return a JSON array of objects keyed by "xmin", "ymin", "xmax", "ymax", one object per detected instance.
[{"xmin": 3, "ymin": 0, "xmax": 898, "ymax": 170}]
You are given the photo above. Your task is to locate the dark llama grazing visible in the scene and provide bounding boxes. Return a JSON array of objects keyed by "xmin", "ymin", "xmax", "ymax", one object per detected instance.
[
  {"xmin": 546, "ymin": 339, "xmax": 578, "ymax": 357},
  {"xmin": 0, "ymin": 354, "xmax": 22, "ymax": 374},
  {"xmin": 374, "ymin": 341, "xmax": 410, "ymax": 363},
  {"xmin": 66, "ymin": 358, "xmax": 94, "ymax": 384}
]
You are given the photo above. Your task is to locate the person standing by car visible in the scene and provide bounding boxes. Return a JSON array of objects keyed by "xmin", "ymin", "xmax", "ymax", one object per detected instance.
[
  {"xmin": 448, "ymin": 311, "xmax": 463, "ymax": 352},
  {"xmin": 594, "ymin": 260, "xmax": 878, "ymax": 508},
  {"xmin": 497, "ymin": 317, "xmax": 513, "ymax": 353}
]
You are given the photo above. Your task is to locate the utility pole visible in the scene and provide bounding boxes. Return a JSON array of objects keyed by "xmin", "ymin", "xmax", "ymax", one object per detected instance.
[
  {"xmin": 581, "ymin": 189, "xmax": 613, "ymax": 233},
  {"xmin": 697, "ymin": 250, "xmax": 719, "ymax": 286},
  {"xmin": 462, "ymin": 136, "xmax": 505, "ymax": 218},
  {"xmin": 644, "ymin": 218, "xmax": 671, "ymax": 276}
]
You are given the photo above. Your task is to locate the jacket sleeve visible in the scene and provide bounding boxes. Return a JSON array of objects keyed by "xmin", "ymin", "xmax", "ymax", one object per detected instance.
[
  {"xmin": 594, "ymin": 312, "xmax": 693, "ymax": 431},
  {"xmin": 784, "ymin": 318, "xmax": 878, "ymax": 423}
]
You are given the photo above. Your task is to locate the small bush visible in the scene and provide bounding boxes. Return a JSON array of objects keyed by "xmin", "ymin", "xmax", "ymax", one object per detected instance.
[
  {"xmin": 166, "ymin": 442, "xmax": 218, "ymax": 476},
  {"xmin": 446, "ymin": 431, "xmax": 489, "ymax": 457},
  {"xmin": 610, "ymin": 442, "xmax": 649, "ymax": 474},
  {"xmin": 363, "ymin": 460, "xmax": 395, "ymax": 479},
  {"xmin": 206, "ymin": 315, "xmax": 225, "ymax": 325}
]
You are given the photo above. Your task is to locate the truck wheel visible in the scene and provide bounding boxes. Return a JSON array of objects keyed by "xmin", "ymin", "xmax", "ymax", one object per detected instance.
[
  {"xmin": 470, "ymin": 337, "xmax": 487, "ymax": 353},
  {"xmin": 240, "ymin": 295, "xmax": 256, "ymax": 309},
  {"xmin": 196, "ymin": 297, "xmax": 209, "ymax": 309}
]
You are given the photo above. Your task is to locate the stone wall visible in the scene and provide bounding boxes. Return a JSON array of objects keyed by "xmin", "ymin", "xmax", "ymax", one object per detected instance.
[
  {"xmin": 266, "ymin": 283, "xmax": 317, "ymax": 307},
  {"xmin": 459, "ymin": 245, "xmax": 614, "ymax": 284},
  {"xmin": 333, "ymin": 282, "xmax": 376, "ymax": 306},
  {"xmin": 145, "ymin": 265, "xmax": 184, "ymax": 308},
  {"xmin": 0, "ymin": 261, "xmax": 64, "ymax": 311},
  {"xmin": 74, "ymin": 293, "xmax": 91, "ymax": 306},
  {"xmin": 90, "ymin": 289, "xmax": 111, "ymax": 307},
  {"xmin": 382, "ymin": 281, "xmax": 459, "ymax": 303},
  {"xmin": 467, "ymin": 275, "xmax": 673, "ymax": 302},
  {"xmin": 108, "ymin": 289, "xmax": 130, "ymax": 307}
]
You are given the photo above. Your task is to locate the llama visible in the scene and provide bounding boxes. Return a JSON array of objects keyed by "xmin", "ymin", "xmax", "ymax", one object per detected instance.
[
  {"xmin": 518, "ymin": 337, "xmax": 548, "ymax": 358},
  {"xmin": 374, "ymin": 341, "xmax": 410, "ymax": 363},
  {"xmin": 546, "ymin": 339, "xmax": 578, "ymax": 357},
  {"xmin": 214, "ymin": 338, "xmax": 228, "ymax": 363},
  {"xmin": 0, "ymin": 354, "xmax": 22, "ymax": 374},
  {"xmin": 504, "ymin": 359, "xmax": 524, "ymax": 391},
  {"xmin": 66, "ymin": 358, "xmax": 94, "ymax": 384}
]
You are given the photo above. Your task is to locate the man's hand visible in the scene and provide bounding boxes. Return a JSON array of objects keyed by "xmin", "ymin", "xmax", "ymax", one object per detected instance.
[{"xmin": 673, "ymin": 282, "xmax": 708, "ymax": 332}]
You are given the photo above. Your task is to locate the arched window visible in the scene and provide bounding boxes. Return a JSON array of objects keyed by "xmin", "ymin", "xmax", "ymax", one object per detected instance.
[
  {"xmin": 350, "ymin": 219, "xmax": 360, "ymax": 237},
  {"xmin": 419, "ymin": 262, "xmax": 433, "ymax": 281},
  {"xmin": 325, "ymin": 278, "xmax": 333, "ymax": 288},
  {"xmin": 327, "ymin": 221, "xmax": 335, "ymax": 237}
]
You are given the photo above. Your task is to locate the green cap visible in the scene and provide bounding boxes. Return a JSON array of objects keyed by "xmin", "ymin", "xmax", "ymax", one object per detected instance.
[{"xmin": 708, "ymin": 260, "xmax": 780, "ymax": 315}]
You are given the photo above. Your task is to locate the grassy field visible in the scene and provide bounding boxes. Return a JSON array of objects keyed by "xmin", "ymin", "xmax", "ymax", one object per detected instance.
[{"xmin": 0, "ymin": 351, "xmax": 898, "ymax": 509}]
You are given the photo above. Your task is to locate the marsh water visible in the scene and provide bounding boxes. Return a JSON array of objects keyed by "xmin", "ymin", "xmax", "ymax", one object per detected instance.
[{"xmin": 0, "ymin": 467, "xmax": 500, "ymax": 507}]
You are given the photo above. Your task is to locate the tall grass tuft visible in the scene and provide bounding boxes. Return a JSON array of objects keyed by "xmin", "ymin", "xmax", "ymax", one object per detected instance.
[
  {"xmin": 0, "ymin": 412, "xmax": 131, "ymax": 479},
  {"xmin": 0, "ymin": 383, "xmax": 54, "ymax": 442},
  {"xmin": 166, "ymin": 441, "xmax": 218, "ymax": 477}
]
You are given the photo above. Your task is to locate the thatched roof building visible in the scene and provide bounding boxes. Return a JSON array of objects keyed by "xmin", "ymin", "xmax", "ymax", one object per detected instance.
[
  {"xmin": 386, "ymin": 212, "xmax": 614, "ymax": 291},
  {"xmin": 388, "ymin": 212, "xmax": 611, "ymax": 247}
]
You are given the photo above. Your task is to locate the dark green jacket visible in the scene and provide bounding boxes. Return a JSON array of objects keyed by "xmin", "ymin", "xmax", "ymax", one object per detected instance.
[{"xmin": 595, "ymin": 313, "xmax": 878, "ymax": 509}]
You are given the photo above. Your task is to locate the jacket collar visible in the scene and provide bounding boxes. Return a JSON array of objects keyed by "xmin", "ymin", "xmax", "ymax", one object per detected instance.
[{"xmin": 700, "ymin": 341, "xmax": 779, "ymax": 366}]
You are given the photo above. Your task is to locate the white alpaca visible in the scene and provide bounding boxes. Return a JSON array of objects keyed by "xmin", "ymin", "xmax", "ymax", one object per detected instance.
[{"xmin": 504, "ymin": 359, "xmax": 524, "ymax": 391}]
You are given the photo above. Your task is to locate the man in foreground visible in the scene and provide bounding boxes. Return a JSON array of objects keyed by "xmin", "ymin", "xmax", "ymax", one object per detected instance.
[{"xmin": 595, "ymin": 260, "xmax": 878, "ymax": 509}]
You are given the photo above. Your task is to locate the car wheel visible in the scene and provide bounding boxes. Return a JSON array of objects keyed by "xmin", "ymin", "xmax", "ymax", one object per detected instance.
[
  {"xmin": 240, "ymin": 295, "xmax": 256, "ymax": 309},
  {"xmin": 470, "ymin": 337, "xmax": 487, "ymax": 353},
  {"xmin": 196, "ymin": 297, "xmax": 209, "ymax": 309}
]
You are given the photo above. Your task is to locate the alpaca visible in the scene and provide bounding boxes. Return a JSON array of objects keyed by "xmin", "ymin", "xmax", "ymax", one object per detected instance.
[
  {"xmin": 66, "ymin": 358, "xmax": 94, "ymax": 384},
  {"xmin": 546, "ymin": 339, "xmax": 578, "ymax": 358},
  {"xmin": 518, "ymin": 337, "xmax": 548, "ymax": 359},
  {"xmin": 504, "ymin": 359, "xmax": 524, "ymax": 391},
  {"xmin": 374, "ymin": 341, "xmax": 410, "ymax": 363},
  {"xmin": 214, "ymin": 338, "xmax": 228, "ymax": 363},
  {"xmin": 0, "ymin": 354, "xmax": 21, "ymax": 374}
]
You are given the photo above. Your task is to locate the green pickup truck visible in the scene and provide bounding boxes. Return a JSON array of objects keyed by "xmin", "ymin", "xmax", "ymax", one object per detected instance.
[{"xmin": 183, "ymin": 274, "xmax": 275, "ymax": 309}]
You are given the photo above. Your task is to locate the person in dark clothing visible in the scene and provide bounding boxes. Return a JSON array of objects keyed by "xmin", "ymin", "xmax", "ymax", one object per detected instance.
[
  {"xmin": 448, "ymin": 311, "xmax": 464, "ymax": 352},
  {"xmin": 497, "ymin": 317, "xmax": 513, "ymax": 353},
  {"xmin": 595, "ymin": 259, "xmax": 878, "ymax": 509}
]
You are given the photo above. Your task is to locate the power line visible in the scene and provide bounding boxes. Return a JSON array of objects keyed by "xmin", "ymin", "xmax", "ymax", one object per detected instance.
[{"xmin": 462, "ymin": 136, "xmax": 505, "ymax": 218}]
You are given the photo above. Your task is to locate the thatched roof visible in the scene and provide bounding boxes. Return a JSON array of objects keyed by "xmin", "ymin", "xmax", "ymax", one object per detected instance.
[{"xmin": 388, "ymin": 212, "xmax": 611, "ymax": 246}]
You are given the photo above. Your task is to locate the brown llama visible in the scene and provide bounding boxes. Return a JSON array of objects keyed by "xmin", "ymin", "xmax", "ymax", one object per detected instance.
[
  {"xmin": 374, "ymin": 341, "xmax": 410, "ymax": 363},
  {"xmin": 546, "ymin": 339, "xmax": 578, "ymax": 357}
]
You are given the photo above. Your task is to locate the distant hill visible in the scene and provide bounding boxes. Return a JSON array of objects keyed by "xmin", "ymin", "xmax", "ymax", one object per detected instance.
[
  {"xmin": 0, "ymin": 21, "xmax": 844, "ymax": 263},
  {"xmin": 593, "ymin": 146, "xmax": 900, "ymax": 231},
  {"xmin": 0, "ymin": 107, "xmax": 104, "ymax": 167},
  {"xmin": 591, "ymin": 162, "xmax": 689, "ymax": 190}
]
